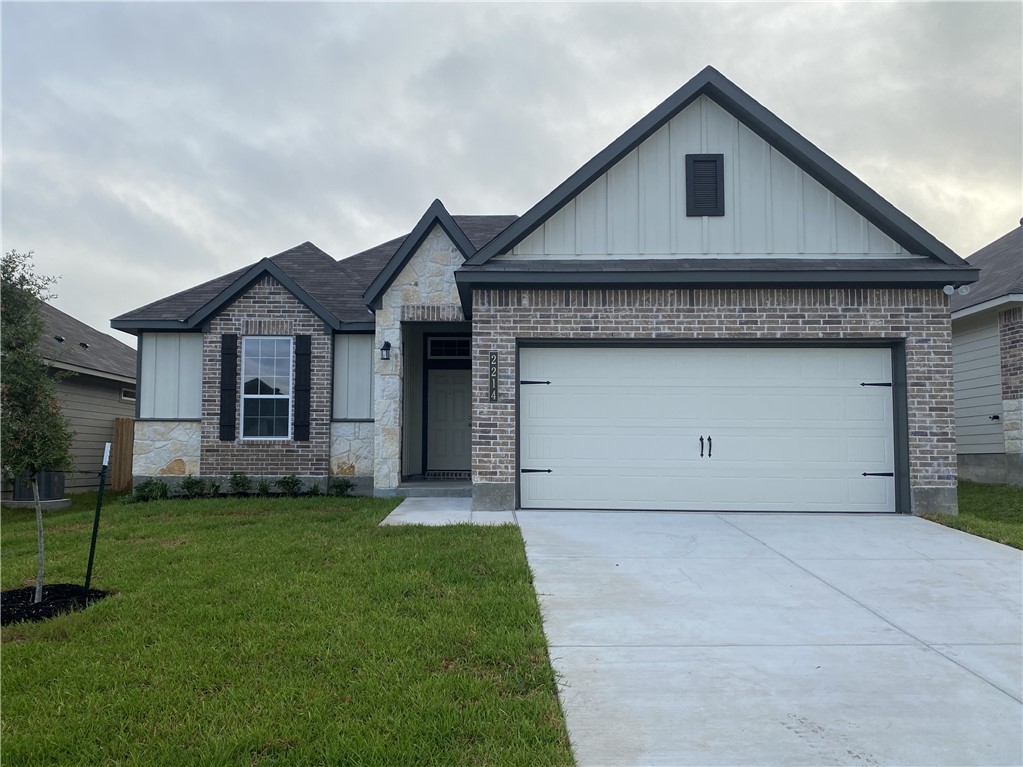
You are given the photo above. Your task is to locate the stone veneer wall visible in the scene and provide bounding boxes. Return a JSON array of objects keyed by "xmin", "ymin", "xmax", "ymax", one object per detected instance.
[
  {"xmin": 999, "ymin": 307, "xmax": 1022, "ymax": 486},
  {"xmin": 471, "ymin": 287, "xmax": 957, "ymax": 514},
  {"xmin": 133, "ymin": 420, "xmax": 201, "ymax": 477},
  {"xmin": 200, "ymin": 276, "xmax": 332, "ymax": 479},
  {"xmin": 330, "ymin": 421, "xmax": 374, "ymax": 486},
  {"xmin": 374, "ymin": 225, "xmax": 466, "ymax": 492}
]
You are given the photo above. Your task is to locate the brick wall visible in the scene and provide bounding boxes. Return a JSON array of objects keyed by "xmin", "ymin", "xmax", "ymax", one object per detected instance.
[
  {"xmin": 999, "ymin": 307, "xmax": 1022, "ymax": 462},
  {"xmin": 200, "ymin": 276, "xmax": 332, "ymax": 478},
  {"xmin": 1000, "ymin": 307, "xmax": 1022, "ymax": 400},
  {"xmin": 472, "ymin": 287, "xmax": 956, "ymax": 505}
]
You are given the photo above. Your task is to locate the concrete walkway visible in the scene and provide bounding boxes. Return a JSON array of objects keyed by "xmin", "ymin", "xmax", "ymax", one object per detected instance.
[
  {"xmin": 379, "ymin": 497, "xmax": 517, "ymax": 526},
  {"xmin": 519, "ymin": 511, "xmax": 1023, "ymax": 767}
]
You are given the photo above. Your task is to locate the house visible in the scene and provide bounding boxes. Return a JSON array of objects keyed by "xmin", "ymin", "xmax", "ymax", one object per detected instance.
[
  {"xmin": 950, "ymin": 222, "xmax": 1022, "ymax": 486},
  {"xmin": 111, "ymin": 66, "xmax": 978, "ymax": 515},
  {"xmin": 4, "ymin": 301, "xmax": 137, "ymax": 500}
]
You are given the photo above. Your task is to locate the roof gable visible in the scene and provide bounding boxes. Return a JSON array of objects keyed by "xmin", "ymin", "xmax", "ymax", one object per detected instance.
[
  {"xmin": 465, "ymin": 65, "xmax": 965, "ymax": 268},
  {"xmin": 112, "ymin": 242, "xmax": 370, "ymax": 332},
  {"xmin": 362, "ymin": 199, "xmax": 476, "ymax": 310}
]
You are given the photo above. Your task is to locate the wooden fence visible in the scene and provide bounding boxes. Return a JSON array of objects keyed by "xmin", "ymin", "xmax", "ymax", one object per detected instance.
[{"xmin": 111, "ymin": 417, "xmax": 134, "ymax": 493}]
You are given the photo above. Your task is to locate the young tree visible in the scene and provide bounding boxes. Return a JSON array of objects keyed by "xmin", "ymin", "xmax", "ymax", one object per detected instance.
[{"xmin": 1, "ymin": 250, "xmax": 74, "ymax": 603}]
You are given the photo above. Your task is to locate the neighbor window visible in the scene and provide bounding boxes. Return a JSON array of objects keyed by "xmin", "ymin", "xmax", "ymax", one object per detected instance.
[
  {"xmin": 120, "ymin": 388, "xmax": 137, "ymax": 403},
  {"xmin": 685, "ymin": 153, "xmax": 725, "ymax": 217},
  {"xmin": 241, "ymin": 337, "xmax": 292, "ymax": 438}
]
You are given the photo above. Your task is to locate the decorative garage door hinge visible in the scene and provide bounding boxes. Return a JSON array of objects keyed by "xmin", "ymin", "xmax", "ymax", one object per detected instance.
[
  {"xmin": 521, "ymin": 468, "xmax": 553, "ymax": 473},
  {"xmin": 862, "ymin": 472, "xmax": 895, "ymax": 477},
  {"xmin": 859, "ymin": 382, "xmax": 892, "ymax": 387},
  {"xmin": 520, "ymin": 380, "xmax": 551, "ymax": 385}
]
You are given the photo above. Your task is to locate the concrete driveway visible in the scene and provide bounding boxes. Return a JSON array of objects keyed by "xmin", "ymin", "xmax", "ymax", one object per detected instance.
[{"xmin": 518, "ymin": 511, "xmax": 1023, "ymax": 767}]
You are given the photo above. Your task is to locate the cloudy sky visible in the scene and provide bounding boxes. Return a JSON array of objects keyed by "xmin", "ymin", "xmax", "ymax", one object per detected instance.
[{"xmin": 3, "ymin": 2, "xmax": 1021, "ymax": 347}]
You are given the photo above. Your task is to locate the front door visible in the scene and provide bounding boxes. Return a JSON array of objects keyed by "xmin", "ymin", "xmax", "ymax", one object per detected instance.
[{"xmin": 427, "ymin": 369, "xmax": 471, "ymax": 471}]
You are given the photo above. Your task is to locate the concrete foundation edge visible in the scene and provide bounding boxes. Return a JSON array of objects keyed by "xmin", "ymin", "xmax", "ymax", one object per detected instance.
[
  {"xmin": 911, "ymin": 486, "xmax": 958, "ymax": 516},
  {"xmin": 472, "ymin": 483, "xmax": 516, "ymax": 511}
]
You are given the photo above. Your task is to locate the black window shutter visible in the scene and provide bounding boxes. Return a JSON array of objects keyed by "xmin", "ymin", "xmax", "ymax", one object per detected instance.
[
  {"xmin": 685, "ymin": 154, "xmax": 725, "ymax": 217},
  {"xmin": 219, "ymin": 334, "xmax": 238, "ymax": 441},
  {"xmin": 293, "ymin": 335, "xmax": 311, "ymax": 441}
]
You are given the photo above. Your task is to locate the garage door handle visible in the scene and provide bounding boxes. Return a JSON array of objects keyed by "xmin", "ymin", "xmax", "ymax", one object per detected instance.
[
  {"xmin": 862, "ymin": 472, "xmax": 894, "ymax": 477},
  {"xmin": 521, "ymin": 468, "xmax": 552, "ymax": 474},
  {"xmin": 707, "ymin": 436, "xmax": 712, "ymax": 457},
  {"xmin": 699, "ymin": 436, "xmax": 704, "ymax": 457}
]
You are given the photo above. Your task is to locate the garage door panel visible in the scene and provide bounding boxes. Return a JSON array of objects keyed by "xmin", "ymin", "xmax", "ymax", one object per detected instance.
[{"xmin": 519, "ymin": 346, "xmax": 897, "ymax": 513}]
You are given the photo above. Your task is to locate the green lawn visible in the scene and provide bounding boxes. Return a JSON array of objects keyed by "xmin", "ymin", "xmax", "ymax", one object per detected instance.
[
  {"xmin": 1, "ymin": 494, "xmax": 573, "ymax": 766},
  {"xmin": 926, "ymin": 481, "xmax": 1023, "ymax": 549}
]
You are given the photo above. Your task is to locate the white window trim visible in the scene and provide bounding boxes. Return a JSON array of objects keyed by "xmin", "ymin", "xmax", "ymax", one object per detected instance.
[
  {"xmin": 241, "ymin": 336, "xmax": 293, "ymax": 441},
  {"xmin": 120, "ymin": 387, "xmax": 137, "ymax": 403}
]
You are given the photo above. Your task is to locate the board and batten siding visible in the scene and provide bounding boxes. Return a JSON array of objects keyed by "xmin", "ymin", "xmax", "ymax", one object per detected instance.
[
  {"xmin": 139, "ymin": 333, "xmax": 203, "ymax": 419},
  {"xmin": 332, "ymin": 334, "xmax": 374, "ymax": 419},
  {"xmin": 952, "ymin": 315, "xmax": 1004, "ymax": 454},
  {"xmin": 56, "ymin": 375, "xmax": 135, "ymax": 491},
  {"xmin": 506, "ymin": 95, "xmax": 910, "ymax": 260}
]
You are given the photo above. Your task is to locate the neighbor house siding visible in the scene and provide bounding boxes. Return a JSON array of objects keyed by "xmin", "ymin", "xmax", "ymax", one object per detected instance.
[
  {"xmin": 199, "ymin": 276, "xmax": 332, "ymax": 480},
  {"xmin": 952, "ymin": 314, "xmax": 1004, "ymax": 454},
  {"xmin": 472, "ymin": 287, "xmax": 956, "ymax": 514},
  {"xmin": 507, "ymin": 95, "xmax": 908, "ymax": 259},
  {"xmin": 56, "ymin": 375, "xmax": 135, "ymax": 492}
]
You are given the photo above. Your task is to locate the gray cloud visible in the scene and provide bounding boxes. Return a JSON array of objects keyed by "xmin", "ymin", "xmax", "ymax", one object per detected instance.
[{"xmin": 3, "ymin": 2, "xmax": 1020, "ymax": 344}]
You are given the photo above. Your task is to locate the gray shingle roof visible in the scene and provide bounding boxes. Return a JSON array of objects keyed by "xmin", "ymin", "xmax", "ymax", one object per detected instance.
[
  {"xmin": 41, "ymin": 301, "xmax": 137, "ymax": 380},
  {"xmin": 951, "ymin": 223, "xmax": 1023, "ymax": 313},
  {"xmin": 112, "ymin": 216, "xmax": 518, "ymax": 331}
]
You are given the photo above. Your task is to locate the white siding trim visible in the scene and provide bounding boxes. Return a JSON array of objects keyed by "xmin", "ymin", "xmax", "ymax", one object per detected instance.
[
  {"xmin": 139, "ymin": 333, "xmax": 201, "ymax": 419},
  {"xmin": 333, "ymin": 334, "xmax": 374, "ymax": 419}
]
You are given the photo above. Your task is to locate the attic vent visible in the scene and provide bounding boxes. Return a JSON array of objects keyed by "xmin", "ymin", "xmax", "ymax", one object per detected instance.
[{"xmin": 685, "ymin": 154, "xmax": 724, "ymax": 217}]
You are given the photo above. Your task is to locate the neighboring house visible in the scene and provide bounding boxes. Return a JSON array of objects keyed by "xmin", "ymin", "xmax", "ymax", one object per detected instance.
[
  {"xmin": 950, "ymin": 222, "xmax": 1022, "ymax": 486},
  {"xmin": 112, "ymin": 66, "xmax": 978, "ymax": 515},
  {"xmin": 4, "ymin": 302, "xmax": 137, "ymax": 497}
]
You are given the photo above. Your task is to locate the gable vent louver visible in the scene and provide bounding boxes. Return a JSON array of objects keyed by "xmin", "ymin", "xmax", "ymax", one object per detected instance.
[{"xmin": 686, "ymin": 154, "xmax": 725, "ymax": 217}]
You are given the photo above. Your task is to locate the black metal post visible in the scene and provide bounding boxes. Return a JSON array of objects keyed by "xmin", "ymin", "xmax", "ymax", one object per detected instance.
[{"xmin": 84, "ymin": 444, "xmax": 111, "ymax": 591}]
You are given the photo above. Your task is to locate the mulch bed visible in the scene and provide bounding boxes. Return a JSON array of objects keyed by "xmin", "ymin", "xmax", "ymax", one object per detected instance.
[{"xmin": 1, "ymin": 583, "xmax": 108, "ymax": 626}]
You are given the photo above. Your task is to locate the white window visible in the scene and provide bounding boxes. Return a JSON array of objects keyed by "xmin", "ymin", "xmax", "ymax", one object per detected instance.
[
  {"xmin": 333, "ymin": 335, "xmax": 373, "ymax": 419},
  {"xmin": 139, "ymin": 333, "xmax": 202, "ymax": 418},
  {"xmin": 241, "ymin": 337, "xmax": 292, "ymax": 439},
  {"xmin": 121, "ymin": 388, "xmax": 137, "ymax": 403}
]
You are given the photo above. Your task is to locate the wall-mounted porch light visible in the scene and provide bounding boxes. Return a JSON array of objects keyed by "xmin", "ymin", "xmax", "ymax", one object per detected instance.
[{"xmin": 380, "ymin": 341, "xmax": 392, "ymax": 361}]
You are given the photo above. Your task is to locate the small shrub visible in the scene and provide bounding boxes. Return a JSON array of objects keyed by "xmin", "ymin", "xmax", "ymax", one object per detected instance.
[
  {"xmin": 228, "ymin": 473, "xmax": 252, "ymax": 496},
  {"xmin": 203, "ymin": 479, "xmax": 222, "ymax": 498},
  {"xmin": 124, "ymin": 478, "xmax": 170, "ymax": 504},
  {"xmin": 307, "ymin": 482, "xmax": 322, "ymax": 497},
  {"xmin": 255, "ymin": 478, "xmax": 272, "ymax": 497},
  {"xmin": 178, "ymin": 475, "xmax": 206, "ymax": 500},
  {"xmin": 274, "ymin": 475, "xmax": 302, "ymax": 497},
  {"xmin": 329, "ymin": 477, "xmax": 356, "ymax": 498}
]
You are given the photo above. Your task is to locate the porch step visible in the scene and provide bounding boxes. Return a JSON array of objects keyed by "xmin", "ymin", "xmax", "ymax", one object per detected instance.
[{"xmin": 396, "ymin": 481, "xmax": 472, "ymax": 498}]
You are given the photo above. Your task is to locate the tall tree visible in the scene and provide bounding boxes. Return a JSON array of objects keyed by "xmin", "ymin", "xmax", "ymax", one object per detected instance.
[{"xmin": 1, "ymin": 250, "xmax": 75, "ymax": 603}]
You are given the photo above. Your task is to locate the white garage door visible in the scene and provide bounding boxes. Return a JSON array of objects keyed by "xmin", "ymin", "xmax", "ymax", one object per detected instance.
[{"xmin": 519, "ymin": 346, "xmax": 896, "ymax": 512}]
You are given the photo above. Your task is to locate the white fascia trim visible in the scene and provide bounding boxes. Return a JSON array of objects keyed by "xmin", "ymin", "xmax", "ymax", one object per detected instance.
[
  {"xmin": 951, "ymin": 294, "xmax": 1023, "ymax": 321},
  {"xmin": 47, "ymin": 360, "xmax": 136, "ymax": 385}
]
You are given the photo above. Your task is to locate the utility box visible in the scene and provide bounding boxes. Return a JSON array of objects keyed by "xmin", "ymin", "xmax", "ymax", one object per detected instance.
[{"xmin": 13, "ymin": 471, "xmax": 66, "ymax": 501}]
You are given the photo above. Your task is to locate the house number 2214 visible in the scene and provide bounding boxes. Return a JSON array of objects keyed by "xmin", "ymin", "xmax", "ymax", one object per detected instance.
[{"xmin": 488, "ymin": 351, "xmax": 498, "ymax": 402}]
